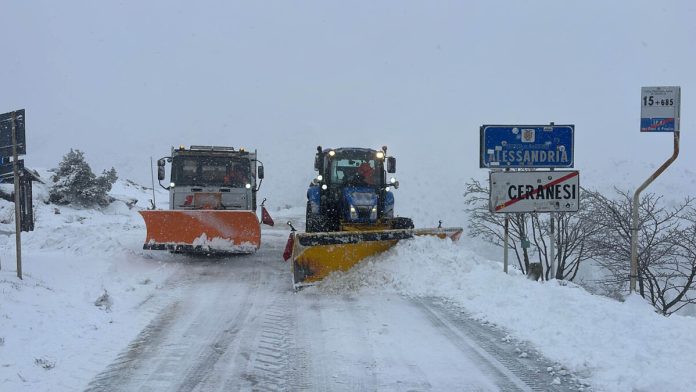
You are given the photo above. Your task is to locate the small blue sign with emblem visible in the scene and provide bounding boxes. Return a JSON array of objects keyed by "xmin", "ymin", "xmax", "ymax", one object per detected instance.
[{"xmin": 480, "ymin": 125, "xmax": 574, "ymax": 169}]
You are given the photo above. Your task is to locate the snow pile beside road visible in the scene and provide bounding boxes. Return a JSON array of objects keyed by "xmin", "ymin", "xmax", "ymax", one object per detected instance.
[{"xmin": 319, "ymin": 236, "xmax": 696, "ymax": 392}]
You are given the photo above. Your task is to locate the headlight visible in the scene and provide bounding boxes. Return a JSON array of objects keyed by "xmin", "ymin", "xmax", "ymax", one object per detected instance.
[
  {"xmin": 390, "ymin": 177, "xmax": 396, "ymax": 184},
  {"xmin": 245, "ymin": 183, "xmax": 251, "ymax": 189},
  {"xmin": 350, "ymin": 205, "xmax": 357, "ymax": 219},
  {"xmin": 321, "ymin": 184, "xmax": 328, "ymax": 190},
  {"xmin": 376, "ymin": 151, "xmax": 385, "ymax": 159},
  {"xmin": 317, "ymin": 175, "xmax": 323, "ymax": 181},
  {"xmin": 385, "ymin": 186, "xmax": 390, "ymax": 192},
  {"xmin": 370, "ymin": 206, "xmax": 377, "ymax": 220},
  {"xmin": 328, "ymin": 150, "xmax": 336, "ymax": 157},
  {"xmin": 169, "ymin": 182, "xmax": 175, "ymax": 188}
]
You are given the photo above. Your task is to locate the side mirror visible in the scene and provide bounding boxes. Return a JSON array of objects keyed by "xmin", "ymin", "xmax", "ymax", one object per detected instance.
[
  {"xmin": 257, "ymin": 165, "xmax": 265, "ymax": 179},
  {"xmin": 157, "ymin": 158, "xmax": 166, "ymax": 181},
  {"xmin": 387, "ymin": 157, "xmax": 396, "ymax": 173}
]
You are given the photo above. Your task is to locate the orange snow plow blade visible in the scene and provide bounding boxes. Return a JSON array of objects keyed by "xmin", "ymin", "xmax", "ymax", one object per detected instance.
[
  {"xmin": 139, "ymin": 210, "xmax": 261, "ymax": 254},
  {"xmin": 288, "ymin": 227, "xmax": 462, "ymax": 289}
]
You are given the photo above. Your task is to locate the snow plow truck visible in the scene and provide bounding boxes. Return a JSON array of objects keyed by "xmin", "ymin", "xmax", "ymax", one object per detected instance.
[
  {"xmin": 140, "ymin": 145, "xmax": 267, "ymax": 254},
  {"xmin": 285, "ymin": 146, "xmax": 463, "ymax": 288}
]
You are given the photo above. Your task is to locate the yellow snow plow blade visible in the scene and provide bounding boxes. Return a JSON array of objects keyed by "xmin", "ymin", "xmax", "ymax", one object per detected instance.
[
  {"xmin": 288, "ymin": 227, "xmax": 462, "ymax": 288},
  {"xmin": 139, "ymin": 210, "xmax": 261, "ymax": 254}
]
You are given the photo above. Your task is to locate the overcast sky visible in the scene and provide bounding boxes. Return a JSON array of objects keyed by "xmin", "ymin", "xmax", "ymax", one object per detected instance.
[{"xmin": 2, "ymin": 1, "xmax": 694, "ymax": 211}]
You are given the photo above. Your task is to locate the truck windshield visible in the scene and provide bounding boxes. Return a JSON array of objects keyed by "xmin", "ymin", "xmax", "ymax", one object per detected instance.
[
  {"xmin": 329, "ymin": 151, "xmax": 382, "ymax": 186},
  {"xmin": 172, "ymin": 156, "xmax": 252, "ymax": 187}
]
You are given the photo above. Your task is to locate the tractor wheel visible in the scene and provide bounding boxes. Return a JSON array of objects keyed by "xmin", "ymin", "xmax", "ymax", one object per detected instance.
[
  {"xmin": 306, "ymin": 203, "xmax": 334, "ymax": 232},
  {"xmin": 306, "ymin": 203, "xmax": 320, "ymax": 232}
]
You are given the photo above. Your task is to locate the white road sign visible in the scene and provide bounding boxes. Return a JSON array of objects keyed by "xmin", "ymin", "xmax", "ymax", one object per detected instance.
[
  {"xmin": 640, "ymin": 86, "xmax": 680, "ymax": 132},
  {"xmin": 489, "ymin": 171, "xmax": 580, "ymax": 213}
]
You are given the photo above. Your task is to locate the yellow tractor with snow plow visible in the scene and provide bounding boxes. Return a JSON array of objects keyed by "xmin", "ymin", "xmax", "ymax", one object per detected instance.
[{"xmin": 284, "ymin": 146, "xmax": 462, "ymax": 288}]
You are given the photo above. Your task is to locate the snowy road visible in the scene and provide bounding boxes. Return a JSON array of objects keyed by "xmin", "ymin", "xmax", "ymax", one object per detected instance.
[{"xmin": 84, "ymin": 226, "xmax": 573, "ymax": 392}]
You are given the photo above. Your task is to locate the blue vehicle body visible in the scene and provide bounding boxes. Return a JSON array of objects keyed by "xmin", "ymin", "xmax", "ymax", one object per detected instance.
[{"xmin": 305, "ymin": 146, "xmax": 409, "ymax": 232}]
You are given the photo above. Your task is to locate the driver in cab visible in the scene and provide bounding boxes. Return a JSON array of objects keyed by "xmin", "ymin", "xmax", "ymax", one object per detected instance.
[
  {"xmin": 224, "ymin": 164, "xmax": 249, "ymax": 187},
  {"xmin": 349, "ymin": 162, "xmax": 375, "ymax": 186}
]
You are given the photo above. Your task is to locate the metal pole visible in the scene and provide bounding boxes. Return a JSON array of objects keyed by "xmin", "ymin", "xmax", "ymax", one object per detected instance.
[
  {"xmin": 630, "ymin": 130, "xmax": 680, "ymax": 292},
  {"xmin": 549, "ymin": 158, "xmax": 556, "ymax": 280},
  {"xmin": 550, "ymin": 213, "xmax": 555, "ymax": 279},
  {"xmin": 503, "ymin": 215, "xmax": 509, "ymax": 273},
  {"xmin": 11, "ymin": 111, "xmax": 22, "ymax": 279},
  {"xmin": 501, "ymin": 167, "xmax": 510, "ymax": 274},
  {"xmin": 150, "ymin": 157, "xmax": 157, "ymax": 209}
]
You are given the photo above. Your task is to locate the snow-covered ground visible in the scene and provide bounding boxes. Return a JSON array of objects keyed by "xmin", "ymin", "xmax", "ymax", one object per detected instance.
[
  {"xmin": 1, "ymin": 171, "xmax": 695, "ymax": 391},
  {"xmin": 0, "ymin": 174, "xmax": 179, "ymax": 390},
  {"xmin": 318, "ymin": 236, "xmax": 696, "ymax": 392}
]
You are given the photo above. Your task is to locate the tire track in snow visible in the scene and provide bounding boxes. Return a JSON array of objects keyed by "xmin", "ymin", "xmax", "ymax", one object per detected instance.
[
  {"xmin": 174, "ymin": 270, "xmax": 261, "ymax": 391},
  {"xmin": 415, "ymin": 297, "xmax": 587, "ymax": 392},
  {"xmin": 239, "ymin": 302, "xmax": 293, "ymax": 391},
  {"xmin": 218, "ymin": 275, "xmax": 312, "ymax": 392},
  {"xmin": 84, "ymin": 300, "xmax": 183, "ymax": 392},
  {"xmin": 84, "ymin": 265, "xmax": 264, "ymax": 391}
]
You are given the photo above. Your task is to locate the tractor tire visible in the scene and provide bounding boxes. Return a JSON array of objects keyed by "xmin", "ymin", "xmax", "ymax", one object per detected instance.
[
  {"xmin": 391, "ymin": 217, "xmax": 414, "ymax": 230},
  {"xmin": 306, "ymin": 203, "xmax": 321, "ymax": 232},
  {"xmin": 306, "ymin": 204, "xmax": 334, "ymax": 232}
]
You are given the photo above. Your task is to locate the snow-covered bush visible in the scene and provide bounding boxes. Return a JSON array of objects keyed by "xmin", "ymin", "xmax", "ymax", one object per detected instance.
[
  {"xmin": 583, "ymin": 189, "xmax": 696, "ymax": 315},
  {"xmin": 49, "ymin": 149, "xmax": 118, "ymax": 207}
]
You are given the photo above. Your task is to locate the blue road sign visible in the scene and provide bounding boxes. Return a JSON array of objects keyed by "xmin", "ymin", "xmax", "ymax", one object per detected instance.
[{"xmin": 480, "ymin": 125, "xmax": 574, "ymax": 169}]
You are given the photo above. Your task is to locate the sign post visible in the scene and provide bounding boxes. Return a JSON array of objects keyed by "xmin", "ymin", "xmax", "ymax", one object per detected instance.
[
  {"xmin": 631, "ymin": 87, "xmax": 681, "ymax": 293},
  {"xmin": 482, "ymin": 124, "xmax": 577, "ymax": 277},
  {"xmin": 503, "ymin": 215, "xmax": 509, "ymax": 274},
  {"xmin": 12, "ymin": 111, "xmax": 22, "ymax": 279},
  {"xmin": 550, "ymin": 213, "xmax": 556, "ymax": 279},
  {"xmin": 1, "ymin": 109, "xmax": 26, "ymax": 279}
]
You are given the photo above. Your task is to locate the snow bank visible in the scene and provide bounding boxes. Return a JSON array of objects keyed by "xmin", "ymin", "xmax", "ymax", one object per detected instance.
[
  {"xmin": 318, "ymin": 236, "xmax": 696, "ymax": 392},
  {"xmin": 0, "ymin": 174, "xmax": 177, "ymax": 391}
]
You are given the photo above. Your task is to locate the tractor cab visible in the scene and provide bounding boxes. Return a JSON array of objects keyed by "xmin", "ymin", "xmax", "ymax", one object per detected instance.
[{"xmin": 307, "ymin": 146, "xmax": 402, "ymax": 232}]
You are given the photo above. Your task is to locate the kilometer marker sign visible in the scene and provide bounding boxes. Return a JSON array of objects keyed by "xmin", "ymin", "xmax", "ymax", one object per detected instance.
[
  {"xmin": 489, "ymin": 171, "xmax": 580, "ymax": 213},
  {"xmin": 640, "ymin": 86, "xmax": 680, "ymax": 132}
]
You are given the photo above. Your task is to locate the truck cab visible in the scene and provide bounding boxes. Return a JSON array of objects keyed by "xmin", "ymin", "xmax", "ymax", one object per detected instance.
[{"xmin": 158, "ymin": 145, "xmax": 264, "ymax": 212}]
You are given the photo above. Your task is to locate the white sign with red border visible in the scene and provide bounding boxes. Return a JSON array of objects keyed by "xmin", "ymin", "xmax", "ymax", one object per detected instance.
[{"xmin": 489, "ymin": 171, "xmax": 580, "ymax": 213}]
